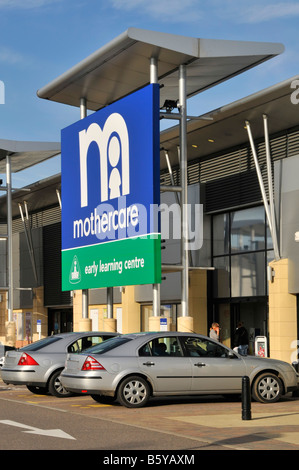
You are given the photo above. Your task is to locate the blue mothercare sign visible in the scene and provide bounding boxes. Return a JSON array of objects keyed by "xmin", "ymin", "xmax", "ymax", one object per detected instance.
[{"xmin": 61, "ymin": 84, "xmax": 161, "ymax": 290}]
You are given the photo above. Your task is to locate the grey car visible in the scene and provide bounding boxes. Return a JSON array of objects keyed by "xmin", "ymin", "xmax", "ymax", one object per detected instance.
[
  {"xmin": 0, "ymin": 332, "xmax": 118, "ymax": 397},
  {"xmin": 60, "ymin": 332, "xmax": 299, "ymax": 408}
]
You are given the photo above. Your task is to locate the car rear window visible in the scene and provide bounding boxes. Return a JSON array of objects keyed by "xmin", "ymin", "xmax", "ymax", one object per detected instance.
[
  {"xmin": 20, "ymin": 336, "xmax": 62, "ymax": 351},
  {"xmin": 83, "ymin": 336, "xmax": 132, "ymax": 355}
]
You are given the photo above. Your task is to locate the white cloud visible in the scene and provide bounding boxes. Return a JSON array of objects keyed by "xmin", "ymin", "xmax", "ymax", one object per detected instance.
[
  {"xmin": 110, "ymin": 0, "xmax": 203, "ymax": 22},
  {"xmin": 213, "ymin": 0, "xmax": 299, "ymax": 24},
  {"xmin": 110, "ymin": 0, "xmax": 299, "ymax": 24},
  {"xmin": 0, "ymin": 0, "xmax": 61, "ymax": 8},
  {"xmin": 0, "ymin": 46, "xmax": 25, "ymax": 64},
  {"xmin": 236, "ymin": 2, "xmax": 299, "ymax": 23}
]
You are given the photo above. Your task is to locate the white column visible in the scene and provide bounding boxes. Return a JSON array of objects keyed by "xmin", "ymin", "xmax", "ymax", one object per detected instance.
[
  {"xmin": 150, "ymin": 56, "xmax": 161, "ymax": 319},
  {"xmin": 179, "ymin": 65, "xmax": 188, "ymax": 318},
  {"xmin": 6, "ymin": 154, "xmax": 13, "ymax": 322},
  {"xmin": 80, "ymin": 98, "xmax": 90, "ymax": 326}
]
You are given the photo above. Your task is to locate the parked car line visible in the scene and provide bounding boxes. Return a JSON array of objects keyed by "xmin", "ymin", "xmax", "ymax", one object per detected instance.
[{"xmin": 60, "ymin": 332, "xmax": 299, "ymax": 407}]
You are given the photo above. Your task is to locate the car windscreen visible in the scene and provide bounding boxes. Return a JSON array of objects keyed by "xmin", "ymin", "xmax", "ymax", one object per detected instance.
[
  {"xmin": 83, "ymin": 336, "xmax": 132, "ymax": 355},
  {"xmin": 20, "ymin": 336, "xmax": 62, "ymax": 351}
]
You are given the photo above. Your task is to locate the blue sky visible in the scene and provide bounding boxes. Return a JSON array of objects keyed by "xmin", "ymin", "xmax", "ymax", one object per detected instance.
[{"xmin": 0, "ymin": 0, "xmax": 299, "ymax": 187}]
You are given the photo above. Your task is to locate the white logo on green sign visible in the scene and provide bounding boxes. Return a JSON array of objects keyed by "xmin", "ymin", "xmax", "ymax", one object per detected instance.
[{"xmin": 69, "ymin": 255, "xmax": 81, "ymax": 284}]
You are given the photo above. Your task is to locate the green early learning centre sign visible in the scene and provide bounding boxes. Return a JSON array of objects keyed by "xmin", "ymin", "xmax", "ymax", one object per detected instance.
[{"xmin": 61, "ymin": 85, "xmax": 161, "ymax": 290}]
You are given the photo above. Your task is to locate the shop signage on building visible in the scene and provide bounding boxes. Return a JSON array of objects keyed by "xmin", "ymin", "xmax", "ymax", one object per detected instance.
[{"xmin": 61, "ymin": 84, "xmax": 161, "ymax": 290}]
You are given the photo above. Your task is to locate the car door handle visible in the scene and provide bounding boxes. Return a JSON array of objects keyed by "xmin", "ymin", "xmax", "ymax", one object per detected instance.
[
  {"xmin": 143, "ymin": 361, "xmax": 155, "ymax": 366},
  {"xmin": 194, "ymin": 362, "xmax": 206, "ymax": 367}
]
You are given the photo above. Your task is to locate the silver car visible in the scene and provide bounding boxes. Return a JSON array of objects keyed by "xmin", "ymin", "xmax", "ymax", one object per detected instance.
[
  {"xmin": 0, "ymin": 332, "xmax": 118, "ymax": 397},
  {"xmin": 60, "ymin": 332, "xmax": 299, "ymax": 408}
]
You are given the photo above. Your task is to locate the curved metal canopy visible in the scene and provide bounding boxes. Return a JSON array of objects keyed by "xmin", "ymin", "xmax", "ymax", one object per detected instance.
[
  {"xmin": 0, "ymin": 139, "xmax": 60, "ymax": 173},
  {"xmin": 37, "ymin": 27, "xmax": 284, "ymax": 111},
  {"xmin": 160, "ymin": 74, "xmax": 299, "ymax": 170}
]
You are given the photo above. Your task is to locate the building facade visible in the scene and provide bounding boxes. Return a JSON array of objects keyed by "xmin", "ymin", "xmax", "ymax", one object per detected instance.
[{"xmin": 1, "ymin": 76, "xmax": 299, "ymax": 366}]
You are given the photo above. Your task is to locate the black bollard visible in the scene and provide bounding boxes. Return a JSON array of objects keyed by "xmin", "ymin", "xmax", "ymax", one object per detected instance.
[{"xmin": 241, "ymin": 376, "xmax": 251, "ymax": 420}]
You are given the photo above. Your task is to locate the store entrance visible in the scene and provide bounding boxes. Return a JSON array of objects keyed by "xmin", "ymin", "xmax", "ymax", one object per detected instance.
[
  {"xmin": 48, "ymin": 308, "xmax": 73, "ymax": 335},
  {"xmin": 215, "ymin": 299, "xmax": 267, "ymax": 354}
]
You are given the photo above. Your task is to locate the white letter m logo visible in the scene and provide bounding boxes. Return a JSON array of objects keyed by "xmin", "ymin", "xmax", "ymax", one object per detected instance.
[{"xmin": 79, "ymin": 113, "xmax": 130, "ymax": 207}]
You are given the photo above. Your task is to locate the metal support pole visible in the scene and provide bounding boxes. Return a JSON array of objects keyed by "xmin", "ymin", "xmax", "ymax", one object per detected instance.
[
  {"xmin": 80, "ymin": 97, "xmax": 86, "ymax": 120},
  {"xmin": 263, "ymin": 114, "xmax": 280, "ymax": 260},
  {"xmin": 179, "ymin": 65, "xmax": 189, "ymax": 317},
  {"xmin": 151, "ymin": 56, "xmax": 160, "ymax": 318},
  {"xmin": 6, "ymin": 154, "xmax": 13, "ymax": 322},
  {"xmin": 164, "ymin": 150, "xmax": 180, "ymax": 205},
  {"xmin": 150, "ymin": 57, "xmax": 158, "ymax": 85},
  {"xmin": 164, "ymin": 150, "xmax": 192, "ymax": 268},
  {"xmin": 80, "ymin": 97, "xmax": 89, "ymax": 320},
  {"xmin": 18, "ymin": 203, "xmax": 38, "ymax": 286},
  {"xmin": 107, "ymin": 287, "xmax": 113, "ymax": 319},
  {"xmin": 245, "ymin": 121, "xmax": 273, "ymax": 232},
  {"xmin": 56, "ymin": 189, "xmax": 62, "ymax": 209},
  {"xmin": 246, "ymin": 119, "xmax": 281, "ymax": 262}
]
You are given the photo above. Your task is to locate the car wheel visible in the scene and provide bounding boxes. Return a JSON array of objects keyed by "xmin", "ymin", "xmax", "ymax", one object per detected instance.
[
  {"xmin": 117, "ymin": 375, "xmax": 150, "ymax": 408},
  {"xmin": 26, "ymin": 385, "xmax": 48, "ymax": 395},
  {"xmin": 91, "ymin": 394, "xmax": 116, "ymax": 404},
  {"xmin": 252, "ymin": 372, "xmax": 283, "ymax": 403},
  {"xmin": 48, "ymin": 370, "xmax": 73, "ymax": 398}
]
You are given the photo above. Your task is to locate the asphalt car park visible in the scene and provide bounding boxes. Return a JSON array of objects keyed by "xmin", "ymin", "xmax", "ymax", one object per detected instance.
[
  {"xmin": 1, "ymin": 331, "xmax": 299, "ymax": 450},
  {"xmin": 0, "ymin": 379, "xmax": 299, "ymax": 451}
]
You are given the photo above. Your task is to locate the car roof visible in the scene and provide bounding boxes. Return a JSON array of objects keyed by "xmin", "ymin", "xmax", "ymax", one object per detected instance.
[
  {"xmin": 119, "ymin": 331, "xmax": 211, "ymax": 341},
  {"xmin": 51, "ymin": 331, "xmax": 118, "ymax": 339},
  {"xmin": 18, "ymin": 331, "xmax": 119, "ymax": 352}
]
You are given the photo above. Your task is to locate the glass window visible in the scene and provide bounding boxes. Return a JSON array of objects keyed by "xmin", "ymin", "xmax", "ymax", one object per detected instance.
[
  {"xmin": 68, "ymin": 335, "xmax": 113, "ymax": 354},
  {"xmin": 230, "ymin": 207, "xmax": 265, "ymax": 253},
  {"xmin": 267, "ymin": 250, "xmax": 275, "ymax": 265},
  {"xmin": 180, "ymin": 336, "xmax": 231, "ymax": 358},
  {"xmin": 83, "ymin": 336, "xmax": 131, "ymax": 355},
  {"xmin": 213, "ymin": 256, "xmax": 230, "ymax": 298},
  {"xmin": 266, "ymin": 223, "xmax": 273, "ymax": 249},
  {"xmin": 213, "ymin": 213, "xmax": 229, "ymax": 255},
  {"xmin": 139, "ymin": 336, "xmax": 183, "ymax": 357},
  {"xmin": 231, "ymin": 252, "xmax": 265, "ymax": 297},
  {"xmin": 0, "ymin": 239, "xmax": 7, "ymax": 288},
  {"xmin": 20, "ymin": 336, "xmax": 61, "ymax": 351}
]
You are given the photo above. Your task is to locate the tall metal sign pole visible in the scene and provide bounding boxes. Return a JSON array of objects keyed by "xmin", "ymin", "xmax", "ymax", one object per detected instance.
[
  {"xmin": 4, "ymin": 153, "xmax": 17, "ymax": 345},
  {"xmin": 79, "ymin": 97, "xmax": 89, "ymax": 326},
  {"xmin": 79, "ymin": 96, "xmax": 115, "ymax": 328},
  {"xmin": 179, "ymin": 65, "xmax": 189, "ymax": 320},
  {"xmin": 150, "ymin": 59, "xmax": 189, "ymax": 327},
  {"xmin": 150, "ymin": 57, "xmax": 160, "ymax": 319},
  {"xmin": 6, "ymin": 154, "xmax": 13, "ymax": 323}
]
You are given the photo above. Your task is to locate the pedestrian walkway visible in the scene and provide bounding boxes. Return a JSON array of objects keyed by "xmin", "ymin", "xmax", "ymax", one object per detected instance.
[
  {"xmin": 1, "ymin": 378, "xmax": 299, "ymax": 450},
  {"xmin": 101, "ymin": 394, "xmax": 299, "ymax": 451}
]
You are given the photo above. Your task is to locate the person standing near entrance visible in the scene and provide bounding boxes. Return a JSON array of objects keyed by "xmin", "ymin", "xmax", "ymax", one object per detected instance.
[
  {"xmin": 209, "ymin": 322, "xmax": 220, "ymax": 342},
  {"xmin": 233, "ymin": 322, "xmax": 249, "ymax": 355}
]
